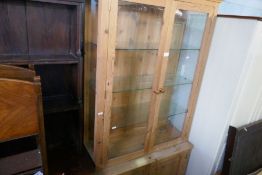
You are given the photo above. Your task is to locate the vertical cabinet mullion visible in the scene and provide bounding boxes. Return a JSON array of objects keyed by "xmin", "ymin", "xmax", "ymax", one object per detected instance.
[
  {"xmin": 94, "ymin": 0, "xmax": 111, "ymax": 167},
  {"xmin": 145, "ymin": 0, "xmax": 177, "ymax": 152}
]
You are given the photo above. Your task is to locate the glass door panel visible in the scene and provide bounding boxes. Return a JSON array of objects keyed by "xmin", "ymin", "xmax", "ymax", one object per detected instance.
[
  {"xmin": 155, "ymin": 10, "xmax": 208, "ymax": 145},
  {"xmin": 109, "ymin": 1, "xmax": 164, "ymax": 158}
]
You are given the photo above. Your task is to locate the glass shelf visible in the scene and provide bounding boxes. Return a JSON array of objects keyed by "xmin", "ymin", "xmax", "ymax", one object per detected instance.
[
  {"xmin": 111, "ymin": 97, "xmax": 188, "ymax": 130},
  {"xmin": 111, "ymin": 102, "xmax": 150, "ymax": 129},
  {"xmin": 170, "ymin": 48, "xmax": 200, "ymax": 51},
  {"xmin": 159, "ymin": 92, "xmax": 189, "ymax": 120},
  {"xmin": 116, "ymin": 48, "xmax": 158, "ymax": 51},
  {"xmin": 115, "ymin": 48, "xmax": 200, "ymax": 51},
  {"xmin": 155, "ymin": 113, "xmax": 186, "ymax": 145},
  {"xmin": 112, "ymin": 75, "xmax": 193, "ymax": 93}
]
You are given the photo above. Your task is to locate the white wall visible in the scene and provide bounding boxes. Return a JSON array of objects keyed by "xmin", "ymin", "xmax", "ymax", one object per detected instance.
[
  {"xmin": 219, "ymin": 0, "xmax": 262, "ymax": 17},
  {"xmin": 230, "ymin": 22, "xmax": 262, "ymax": 127},
  {"xmin": 186, "ymin": 17, "xmax": 262, "ymax": 175}
]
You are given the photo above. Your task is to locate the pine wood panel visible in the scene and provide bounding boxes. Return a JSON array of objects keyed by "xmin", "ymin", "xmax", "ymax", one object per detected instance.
[
  {"xmin": 95, "ymin": 142, "xmax": 192, "ymax": 175},
  {"xmin": 93, "ymin": 0, "xmax": 111, "ymax": 167}
]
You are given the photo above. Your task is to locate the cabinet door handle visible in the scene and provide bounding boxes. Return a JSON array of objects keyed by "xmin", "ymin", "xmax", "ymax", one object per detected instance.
[
  {"xmin": 159, "ymin": 88, "xmax": 165, "ymax": 93},
  {"xmin": 153, "ymin": 88, "xmax": 165, "ymax": 94}
]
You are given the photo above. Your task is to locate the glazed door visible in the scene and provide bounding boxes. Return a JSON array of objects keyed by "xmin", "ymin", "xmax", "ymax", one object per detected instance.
[
  {"xmin": 149, "ymin": 2, "xmax": 214, "ymax": 148},
  {"xmin": 104, "ymin": 0, "xmax": 166, "ymax": 161}
]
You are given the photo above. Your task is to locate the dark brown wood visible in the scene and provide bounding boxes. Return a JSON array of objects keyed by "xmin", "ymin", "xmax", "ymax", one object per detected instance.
[
  {"xmin": 0, "ymin": 0, "xmax": 83, "ymax": 62},
  {"xmin": 0, "ymin": 149, "xmax": 42, "ymax": 175},
  {"xmin": 0, "ymin": 1, "xmax": 28, "ymax": 56},
  {"xmin": 218, "ymin": 14, "xmax": 262, "ymax": 21},
  {"xmin": 222, "ymin": 119, "xmax": 262, "ymax": 175},
  {"xmin": 33, "ymin": 0, "xmax": 85, "ymax": 4},
  {"xmin": 221, "ymin": 126, "xmax": 237, "ymax": 175},
  {"xmin": 0, "ymin": 0, "xmax": 84, "ymax": 173},
  {"xmin": 27, "ymin": 1, "xmax": 72, "ymax": 56}
]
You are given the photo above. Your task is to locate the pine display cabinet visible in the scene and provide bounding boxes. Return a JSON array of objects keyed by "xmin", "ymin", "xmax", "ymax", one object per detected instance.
[{"xmin": 84, "ymin": 0, "xmax": 221, "ymax": 173}]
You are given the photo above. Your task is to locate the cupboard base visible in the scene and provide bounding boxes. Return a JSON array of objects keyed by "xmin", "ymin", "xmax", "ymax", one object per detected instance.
[{"xmin": 94, "ymin": 142, "xmax": 192, "ymax": 175}]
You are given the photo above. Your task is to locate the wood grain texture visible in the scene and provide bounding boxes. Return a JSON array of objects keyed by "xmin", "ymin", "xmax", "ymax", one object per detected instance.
[
  {"xmin": 93, "ymin": 0, "xmax": 111, "ymax": 167},
  {"xmin": 0, "ymin": 79, "xmax": 39, "ymax": 141},
  {"xmin": 0, "ymin": 64, "xmax": 36, "ymax": 81},
  {"xmin": 0, "ymin": 64, "xmax": 48, "ymax": 174},
  {"xmin": 95, "ymin": 142, "xmax": 192, "ymax": 175}
]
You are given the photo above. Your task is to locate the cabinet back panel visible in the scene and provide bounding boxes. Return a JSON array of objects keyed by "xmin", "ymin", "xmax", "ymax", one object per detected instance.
[
  {"xmin": 27, "ymin": 2, "xmax": 73, "ymax": 55},
  {"xmin": 0, "ymin": 1, "xmax": 28, "ymax": 55},
  {"xmin": 35, "ymin": 64, "xmax": 75, "ymax": 97},
  {"xmin": 0, "ymin": 0, "xmax": 79, "ymax": 58}
]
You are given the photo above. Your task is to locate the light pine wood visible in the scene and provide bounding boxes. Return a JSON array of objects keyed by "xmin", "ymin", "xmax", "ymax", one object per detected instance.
[
  {"xmin": 151, "ymin": 1, "xmax": 216, "ymax": 150},
  {"xmin": 94, "ymin": 0, "xmax": 111, "ymax": 167},
  {"xmin": 145, "ymin": 0, "xmax": 175, "ymax": 152},
  {"xmin": 103, "ymin": 0, "xmax": 119, "ymax": 165},
  {"xmin": 84, "ymin": 0, "xmax": 221, "ymax": 170},
  {"xmin": 94, "ymin": 142, "xmax": 192, "ymax": 175},
  {"xmin": 123, "ymin": 0, "xmax": 165, "ymax": 7}
]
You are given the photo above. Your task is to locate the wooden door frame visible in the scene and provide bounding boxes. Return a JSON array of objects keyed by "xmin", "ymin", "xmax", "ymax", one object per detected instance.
[
  {"xmin": 150, "ymin": 1, "xmax": 219, "ymax": 152},
  {"xmin": 102, "ymin": 0, "xmax": 171, "ymax": 166}
]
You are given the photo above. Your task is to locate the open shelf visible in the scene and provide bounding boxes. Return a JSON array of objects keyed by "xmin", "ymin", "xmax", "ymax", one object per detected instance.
[
  {"xmin": 0, "ymin": 54, "xmax": 80, "ymax": 65},
  {"xmin": 0, "ymin": 136, "xmax": 41, "ymax": 174},
  {"xmin": 35, "ymin": 63, "xmax": 79, "ymax": 103},
  {"xmin": 115, "ymin": 48, "xmax": 200, "ymax": 51},
  {"xmin": 43, "ymin": 95, "xmax": 80, "ymax": 115}
]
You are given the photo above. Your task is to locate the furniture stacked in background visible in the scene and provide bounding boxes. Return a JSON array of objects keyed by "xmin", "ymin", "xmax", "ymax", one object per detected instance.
[
  {"xmin": 0, "ymin": 0, "xmax": 85, "ymax": 171},
  {"xmin": 187, "ymin": 15, "xmax": 262, "ymax": 175},
  {"xmin": 0, "ymin": 65, "xmax": 47, "ymax": 174},
  {"xmin": 84, "ymin": 0, "xmax": 221, "ymax": 174},
  {"xmin": 222, "ymin": 119, "xmax": 262, "ymax": 175}
]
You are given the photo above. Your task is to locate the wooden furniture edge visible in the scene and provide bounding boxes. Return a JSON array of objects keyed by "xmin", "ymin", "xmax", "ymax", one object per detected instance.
[{"xmin": 218, "ymin": 14, "xmax": 262, "ymax": 21}]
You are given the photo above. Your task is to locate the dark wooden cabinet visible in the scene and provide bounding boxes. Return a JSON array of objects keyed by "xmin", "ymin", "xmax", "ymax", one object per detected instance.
[{"xmin": 0, "ymin": 0, "xmax": 85, "ymax": 163}]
